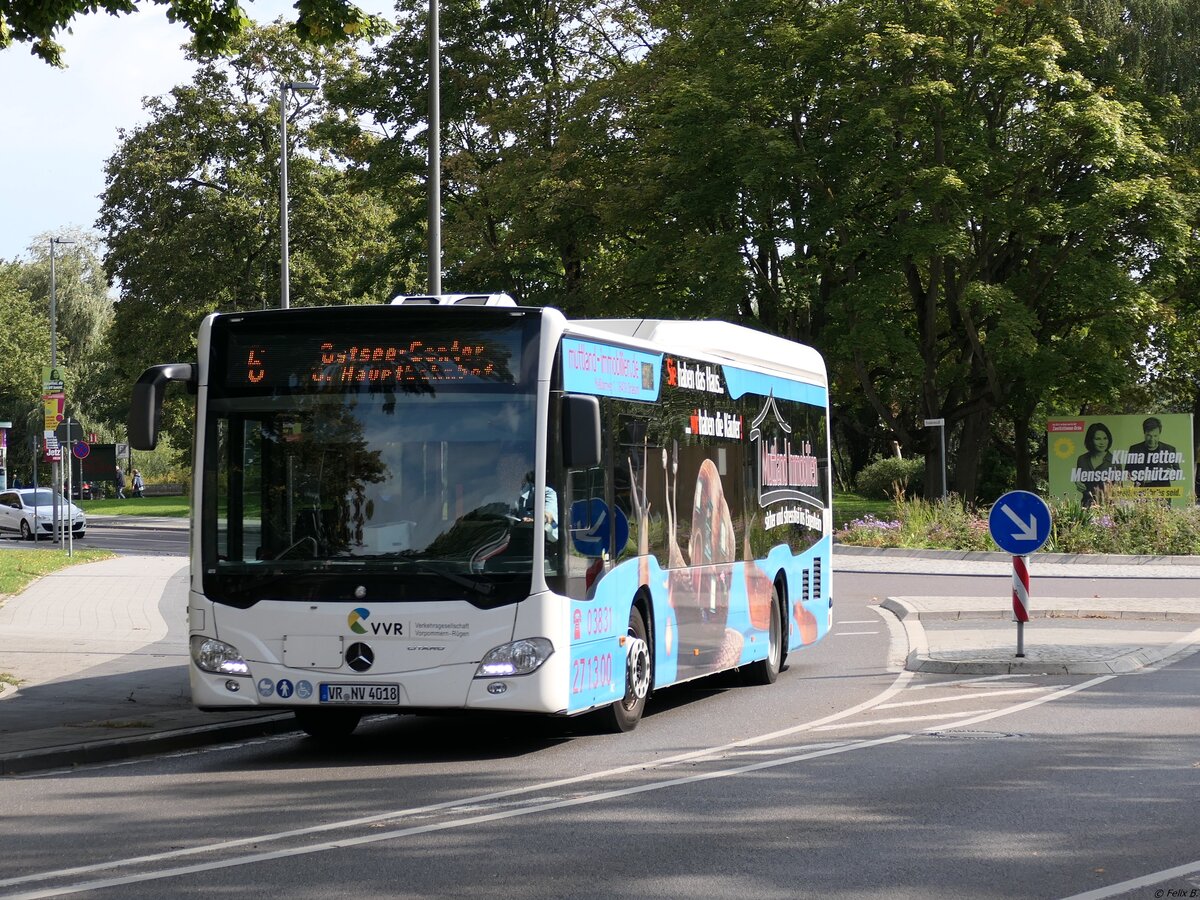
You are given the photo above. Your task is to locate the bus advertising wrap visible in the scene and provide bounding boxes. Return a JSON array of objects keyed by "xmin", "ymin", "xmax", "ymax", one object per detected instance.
[{"xmin": 1046, "ymin": 413, "xmax": 1195, "ymax": 508}]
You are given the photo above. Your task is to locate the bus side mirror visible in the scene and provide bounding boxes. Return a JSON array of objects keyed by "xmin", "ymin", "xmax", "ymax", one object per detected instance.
[
  {"xmin": 128, "ymin": 363, "xmax": 197, "ymax": 451},
  {"xmin": 562, "ymin": 394, "xmax": 601, "ymax": 469}
]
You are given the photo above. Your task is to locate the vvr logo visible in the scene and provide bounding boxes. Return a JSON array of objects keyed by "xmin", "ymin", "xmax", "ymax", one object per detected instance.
[
  {"xmin": 348, "ymin": 607, "xmax": 370, "ymax": 634},
  {"xmin": 347, "ymin": 607, "xmax": 404, "ymax": 637}
]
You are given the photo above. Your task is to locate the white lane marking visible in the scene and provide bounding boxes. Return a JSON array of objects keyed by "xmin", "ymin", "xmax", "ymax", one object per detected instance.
[
  {"xmin": 0, "ymin": 669, "xmax": 918, "ymax": 891},
  {"xmin": 5, "ymin": 735, "xmax": 917, "ymax": 900},
  {"xmin": 835, "ymin": 630, "xmax": 879, "ymax": 635},
  {"xmin": 2, "ymin": 675, "xmax": 1114, "ymax": 899},
  {"xmin": 906, "ymin": 673, "xmax": 1032, "ymax": 690},
  {"xmin": 836, "ymin": 620, "xmax": 878, "ymax": 625},
  {"xmin": 1056, "ymin": 857, "xmax": 1200, "ymax": 900},
  {"xmin": 876, "ymin": 686, "xmax": 1048, "ymax": 710},
  {"xmin": 917, "ymin": 675, "xmax": 1111, "ymax": 732},
  {"xmin": 812, "ymin": 710, "xmax": 1000, "ymax": 731}
]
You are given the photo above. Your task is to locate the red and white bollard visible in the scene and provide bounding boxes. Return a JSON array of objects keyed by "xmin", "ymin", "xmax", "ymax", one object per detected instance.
[{"xmin": 1012, "ymin": 554, "xmax": 1030, "ymax": 657}]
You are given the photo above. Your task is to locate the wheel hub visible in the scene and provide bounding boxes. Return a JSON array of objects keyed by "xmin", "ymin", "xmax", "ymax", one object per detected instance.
[{"xmin": 626, "ymin": 637, "xmax": 650, "ymax": 701}]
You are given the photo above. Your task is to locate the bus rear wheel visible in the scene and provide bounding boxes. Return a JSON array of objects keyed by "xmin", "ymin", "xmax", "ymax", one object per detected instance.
[
  {"xmin": 294, "ymin": 708, "xmax": 362, "ymax": 740},
  {"xmin": 600, "ymin": 608, "xmax": 651, "ymax": 733},
  {"xmin": 742, "ymin": 585, "xmax": 782, "ymax": 686}
]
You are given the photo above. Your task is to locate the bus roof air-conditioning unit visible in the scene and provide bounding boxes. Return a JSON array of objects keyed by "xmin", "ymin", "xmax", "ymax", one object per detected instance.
[{"xmin": 389, "ymin": 293, "xmax": 517, "ymax": 307}]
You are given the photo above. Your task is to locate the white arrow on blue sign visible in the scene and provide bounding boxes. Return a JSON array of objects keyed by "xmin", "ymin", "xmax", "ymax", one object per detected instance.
[{"xmin": 988, "ymin": 490, "xmax": 1052, "ymax": 555}]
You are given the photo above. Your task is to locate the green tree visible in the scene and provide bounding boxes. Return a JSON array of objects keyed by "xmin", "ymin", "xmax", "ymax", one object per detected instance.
[
  {"xmin": 0, "ymin": 0, "xmax": 388, "ymax": 67},
  {"xmin": 98, "ymin": 24, "xmax": 402, "ymax": 448},
  {"xmin": 341, "ymin": 0, "xmax": 650, "ymax": 315},
  {"xmin": 624, "ymin": 0, "xmax": 1190, "ymax": 500},
  {"xmin": 0, "ymin": 260, "xmax": 51, "ymax": 483},
  {"xmin": 18, "ymin": 229, "xmax": 115, "ymax": 427}
]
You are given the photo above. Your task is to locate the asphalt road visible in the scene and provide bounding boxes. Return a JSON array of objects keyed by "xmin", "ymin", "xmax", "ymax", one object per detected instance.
[
  {"xmin": 1, "ymin": 522, "xmax": 188, "ymax": 555},
  {"xmin": 1, "ymin": 569, "xmax": 1196, "ymax": 899}
]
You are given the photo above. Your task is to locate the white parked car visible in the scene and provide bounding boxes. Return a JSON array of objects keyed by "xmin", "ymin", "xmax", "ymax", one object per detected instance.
[{"xmin": 0, "ymin": 488, "xmax": 87, "ymax": 541}]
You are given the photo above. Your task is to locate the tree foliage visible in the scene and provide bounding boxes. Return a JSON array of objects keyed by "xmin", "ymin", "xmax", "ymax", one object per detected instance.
[
  {"xmin": 63, "ymin": 1, "xmax": 1200, "ymax": 499},
  {"xmin": 98, "ymin": 24, "xmax": 404, "ymax": 438},
  {"xmin": 339, "ymin": 0, "xmax": 653, "ymax": 315},
  {"xmin": 0, "ymin": 0, "xmax": 388, "ymax": 67}
]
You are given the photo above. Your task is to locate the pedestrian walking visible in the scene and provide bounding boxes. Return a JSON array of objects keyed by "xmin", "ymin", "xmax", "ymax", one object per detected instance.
[
  {"xmin": 132, "ymin": 469, "xmax": 144, "ymax": 498},
  {"xmin": 115, "ymin": 466, "xmax": 126, "ymax": 499}
]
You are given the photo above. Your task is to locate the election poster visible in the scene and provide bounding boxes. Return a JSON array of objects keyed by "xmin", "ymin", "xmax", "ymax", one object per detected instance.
[{"xmin": 1047, "ymin": 414, "xmax": 1195, "ymax": 508}]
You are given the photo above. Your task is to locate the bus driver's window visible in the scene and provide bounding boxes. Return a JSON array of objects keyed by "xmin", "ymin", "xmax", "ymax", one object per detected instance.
[
  {"xmin": 563, "ymin": 465, "xmax": 606, "ymax": 599},
  {"xmin": 518, "ymin": 470, "xmax": 560, "ymax": 575}
]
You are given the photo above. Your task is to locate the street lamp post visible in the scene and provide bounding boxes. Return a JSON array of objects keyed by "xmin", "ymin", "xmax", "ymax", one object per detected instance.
[
  {"xmin": 49, "ymin": 236, "xmax": 74, "ymax": 371},
  {"xmin": 280, "ymin": 80, "xmax": 318, "ymax": 310},
  {"xmin": 428, "ymin": 0, "xmax": 441, "ymax": 296},
  {"xmin": 49, "ymin": 236, "xmax": 73, "ymax": 543}
]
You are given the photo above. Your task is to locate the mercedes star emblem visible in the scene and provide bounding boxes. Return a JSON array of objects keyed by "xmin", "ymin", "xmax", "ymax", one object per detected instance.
[{"xmin": 346, "ymin": 642, "xmax": 374, "ymax": 672}]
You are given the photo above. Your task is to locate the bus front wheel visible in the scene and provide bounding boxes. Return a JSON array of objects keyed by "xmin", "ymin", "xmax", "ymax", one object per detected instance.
[
  {"xmin": 294, "ymin": 708, "xmax": 362, "ymax": 740},
  {"xmin": 601, "ymin": 608, "xmax": 651, "ymax": 733}
]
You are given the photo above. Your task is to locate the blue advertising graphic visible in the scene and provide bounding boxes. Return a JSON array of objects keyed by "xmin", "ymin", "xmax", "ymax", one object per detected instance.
[
  {"xmin": 561, "ymin": 339, "xmax": 661, "ymax": 401},
  {"xmin": 989, "ymin": 490, "xmax": 1052, "ymax": 555},
  {"xmin": 569, "ymin": 498, "xmax": 630, "ymax": 558},
  {"xmin": 723, "ymin": 366, "xmax": 827, "ymax": 407}
]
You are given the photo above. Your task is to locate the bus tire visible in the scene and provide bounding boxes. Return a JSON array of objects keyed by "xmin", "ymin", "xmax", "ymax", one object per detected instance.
[
  {"xmin": 742, "ymin": 584, "xmax": 782, "ymax": 686},
  {"xmin": 294, "ymin": 708, "xmax": 362, "ymax": 740},
  {"xmin": 600, "ymin": 608, "xmax": 651, "ymax": 733}
]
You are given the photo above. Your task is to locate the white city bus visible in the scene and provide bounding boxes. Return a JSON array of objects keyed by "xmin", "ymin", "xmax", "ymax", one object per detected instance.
[{"xmin": 129, "ymin": 295, "xmax": 833, "ymax": 737}]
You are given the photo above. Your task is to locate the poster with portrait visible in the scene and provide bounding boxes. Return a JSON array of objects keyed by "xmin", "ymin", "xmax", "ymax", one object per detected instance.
[{"xmin": 1047, "ymin": 414, "xmax": 1195, "ymax": 508}]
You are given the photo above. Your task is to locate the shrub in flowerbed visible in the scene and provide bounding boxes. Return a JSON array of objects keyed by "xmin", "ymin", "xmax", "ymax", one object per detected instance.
[
  {"xmin": 835, "ymin": 514, "xmax": 903, "ymax": 547},
  {"xmin": 1048, "ymin": 500, "xmax": 1200, "ymax": 556},
  {"xmin": 854, "ymin": 456, "xmax": 925, "ymax": 500},
  {"xmin": 838, "ymin": 495, "xmax": 1200, "ymax": 555}
]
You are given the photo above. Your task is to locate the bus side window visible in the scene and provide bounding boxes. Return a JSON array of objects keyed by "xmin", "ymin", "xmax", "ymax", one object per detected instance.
[{"xmin": 563, "ymin": 465, "xmax": 606, "ymax": 599}]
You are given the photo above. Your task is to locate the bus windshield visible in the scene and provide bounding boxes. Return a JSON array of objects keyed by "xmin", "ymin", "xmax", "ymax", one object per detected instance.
[
  {"xmin": 204, "ymin": 391, "xmax": 538, "ymax": 607},
  {"xmin": 200, "ymin": 309, "xmax": 544, "ymax": 608}
]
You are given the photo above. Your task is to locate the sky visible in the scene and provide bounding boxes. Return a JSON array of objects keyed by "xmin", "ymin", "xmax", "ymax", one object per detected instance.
[{"xmin": 0, "ymin": 1, "xmax": 393, "ymax": 263}]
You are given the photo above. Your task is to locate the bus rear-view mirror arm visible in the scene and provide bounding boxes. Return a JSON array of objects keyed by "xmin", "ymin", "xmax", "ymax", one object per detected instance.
[
  {"xmin": 562, "ymin": 394, "xmax": 601, "ymax": 469},
  {"xmin": 128, "ymin": 363, "xmax": 197, "ymax": 451}
]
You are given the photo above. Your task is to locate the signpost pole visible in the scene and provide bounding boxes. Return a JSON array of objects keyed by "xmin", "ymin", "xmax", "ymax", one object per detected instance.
[
  {"xmin": 66, "ymin": 418, "xmax": 73, "ymax": 558},
  {"xmin": 1012, "ymin": 554, "xmax": 1030, "ymax": 657},
  {"xmin": 923, "ymin": 418, "xmax": 947, "ymax": 500},
  {"xmin": 989, "ymin": 491, "xmax": 1050, "ymax": 661}
]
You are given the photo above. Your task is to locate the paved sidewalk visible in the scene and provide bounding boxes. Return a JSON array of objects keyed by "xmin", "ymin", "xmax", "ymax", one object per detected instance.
[
  {"xmin": 0, "ymin": 547, "xmax": 1197, "ymax": 774},
  {"xmin": 0, "ymin": 556, "xmax": 289, "ymax": 775}
]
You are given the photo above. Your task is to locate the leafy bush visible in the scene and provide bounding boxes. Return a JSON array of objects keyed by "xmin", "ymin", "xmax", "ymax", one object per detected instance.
[
  {"xmin": 837, "ymin": 494, "xmax": 1200, "ymax": 555},
  {"xmin": 854, "ymin": 456, "xmax": 925, "ymax": 500}
]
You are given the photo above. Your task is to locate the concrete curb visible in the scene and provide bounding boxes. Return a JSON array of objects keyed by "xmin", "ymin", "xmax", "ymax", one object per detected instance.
[
  {"xmin": 880, "ymin": 597, "xmax": 1200, "ymax": 676},
  {"xmin": 85, "ymin": 516, "xmax": 189, "ymax": 531},
  {"xmin": 835, "ymin": 544, "xmax": 1200, "ymax": 566},
  {"xmin": 0, "ymin": 714, "xmax": 296, "ymax": 776}
]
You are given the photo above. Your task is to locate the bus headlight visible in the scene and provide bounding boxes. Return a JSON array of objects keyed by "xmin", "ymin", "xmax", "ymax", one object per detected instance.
[
  {"xmin": 191, "ymin": 635, "xmax": 250, "ymax": 676},
  {"xmin": 475, "ymin": 638, "xmax": 554, "ymax": 677}
]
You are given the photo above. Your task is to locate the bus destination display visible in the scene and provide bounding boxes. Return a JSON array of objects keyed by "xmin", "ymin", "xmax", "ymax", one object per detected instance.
[{"xmin": 224, "ymin": 330, "xmax": 523, "ymax": 390}]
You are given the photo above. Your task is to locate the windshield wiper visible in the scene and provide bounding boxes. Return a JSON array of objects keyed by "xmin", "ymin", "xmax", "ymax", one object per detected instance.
[{"xmin": 386, "ymin": 554, "xmax": 495, "ymax": 597}]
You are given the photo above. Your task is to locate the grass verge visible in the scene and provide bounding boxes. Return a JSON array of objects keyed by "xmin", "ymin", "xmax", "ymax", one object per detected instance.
[
  {"xmin": 0, "ymin": 547, "xmax": 118, "ymax": 598},
  {"xmin": 79, "ymin": 496, "xmax": 189, "ymax": 518}
]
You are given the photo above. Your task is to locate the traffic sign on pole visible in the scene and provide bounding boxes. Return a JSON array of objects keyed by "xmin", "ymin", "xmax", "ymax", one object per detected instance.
[
  {"xmin": 989, "ymin": 491, "xmax": 1050, "ymax": 658},
  {"xmin": 988, "ymin": 490, "xmax": 1052, "ymax": 555}
]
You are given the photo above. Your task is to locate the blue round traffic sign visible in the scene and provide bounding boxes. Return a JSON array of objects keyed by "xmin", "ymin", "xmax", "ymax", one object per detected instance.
[
  {"xmin": 72, "ymin": 441, "xmax": 90, "ymax": 460},
  {"xmin": 988, "ymin": 490, "xmax": 1052, "ymax": 555}
]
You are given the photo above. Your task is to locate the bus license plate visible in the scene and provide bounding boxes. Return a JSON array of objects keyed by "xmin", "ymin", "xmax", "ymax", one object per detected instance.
[{"xmin": 319, "ymin": 683, "xmax": 400, "ymax": 705}]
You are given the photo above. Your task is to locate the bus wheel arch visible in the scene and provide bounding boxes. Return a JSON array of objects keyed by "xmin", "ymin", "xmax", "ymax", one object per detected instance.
[
  {"xmin": 599, "ymin": 591, "xmax": 653, "ymax": 733},
  {"xmin": 742, "ymin": 575, "xmax": 786, "ymax": 686}
]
